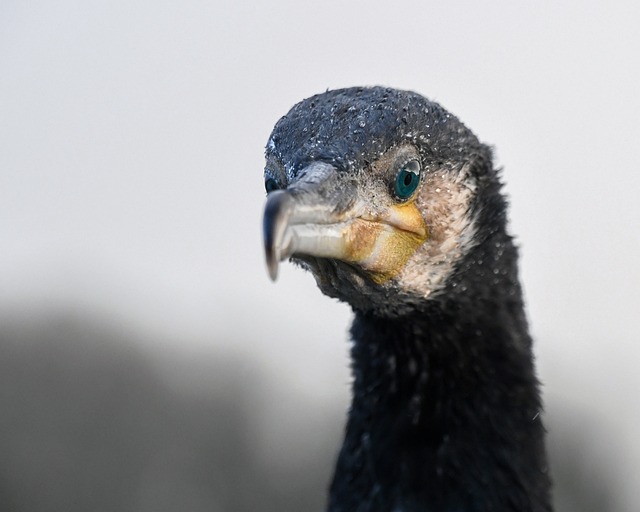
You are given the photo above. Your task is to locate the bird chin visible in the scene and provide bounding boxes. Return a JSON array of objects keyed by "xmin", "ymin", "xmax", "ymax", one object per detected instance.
[
  {"xmin": 292, "ymin": 256, "xmax": 370, "ymax": 304},
  {"xmin": 291, "ymin": 255, "xmax": 421, "ymax": 317}
]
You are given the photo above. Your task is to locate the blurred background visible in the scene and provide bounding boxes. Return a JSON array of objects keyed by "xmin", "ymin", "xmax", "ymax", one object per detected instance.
[{"xmin": 1, "ymin": 1, "xmax": 638, "ymax": 511}]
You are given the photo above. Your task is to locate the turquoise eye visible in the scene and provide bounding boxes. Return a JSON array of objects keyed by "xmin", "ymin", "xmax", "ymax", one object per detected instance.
[
  {"xmin": 265, "ymin": 177, "xmax": 279, "ymax": 194},
  {"xmin": 394, "ymin": 160, "xmax": 421, "ymax": 200}
]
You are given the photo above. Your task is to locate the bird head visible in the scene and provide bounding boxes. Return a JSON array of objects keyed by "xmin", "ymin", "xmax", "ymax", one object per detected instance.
[{"xmin": 263, "ymin": 87, "xmax": 500, "ymax": 316}]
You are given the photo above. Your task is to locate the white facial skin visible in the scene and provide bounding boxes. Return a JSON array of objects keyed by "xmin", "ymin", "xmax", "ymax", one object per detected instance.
[{"xmin": 397, "ymin": 160, "xmax": 478, "ymax": 300}]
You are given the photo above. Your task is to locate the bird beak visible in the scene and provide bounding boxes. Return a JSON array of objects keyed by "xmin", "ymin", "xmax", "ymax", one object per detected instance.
[{"xmin": 263, "ymin": 162, "xmax": 427, "ymax": 282}]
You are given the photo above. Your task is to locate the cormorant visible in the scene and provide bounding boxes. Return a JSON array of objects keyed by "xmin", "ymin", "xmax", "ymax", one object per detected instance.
[{"xmin": 262, "ymin": 87, "xmax": 553, "ymax": 512}]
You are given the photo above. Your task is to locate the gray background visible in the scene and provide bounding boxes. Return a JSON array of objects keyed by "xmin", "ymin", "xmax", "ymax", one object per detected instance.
[{"xmin": 1, "ymin": 1, "xmax": 638, "ymax": 511}]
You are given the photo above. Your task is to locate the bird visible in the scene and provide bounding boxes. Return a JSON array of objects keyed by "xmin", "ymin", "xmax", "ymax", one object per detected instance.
[{"xmin": 262, "ymin": 87, "xmax": 553, "ymax": 512}]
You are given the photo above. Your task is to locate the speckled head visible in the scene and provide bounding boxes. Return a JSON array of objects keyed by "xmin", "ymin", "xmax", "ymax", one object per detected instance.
[
  {"xmin": 263, "ymin": 87, "xmax": 500, "ymax": 316},
  {"xmin": 266, "ymin": 87, "xmax": 485, "ymax": 178}
]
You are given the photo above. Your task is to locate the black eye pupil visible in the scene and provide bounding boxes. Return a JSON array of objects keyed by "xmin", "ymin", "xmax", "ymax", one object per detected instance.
[
  {"xmin": 404, "ymin": 173, "xmax": 413, "ymax": 186},
  {"xmin": 265, "ymin": 178, "xmax": 279, "ymax": 193}
]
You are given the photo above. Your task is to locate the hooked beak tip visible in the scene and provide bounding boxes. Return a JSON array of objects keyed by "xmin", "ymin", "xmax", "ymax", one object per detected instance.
[
  {"xmin": 266, "ymin": 249, "xmax": 279, "ymax": 281},
  {"xmin": 263, "ymin": 190, "xmax": 292, "ymax": 282}
]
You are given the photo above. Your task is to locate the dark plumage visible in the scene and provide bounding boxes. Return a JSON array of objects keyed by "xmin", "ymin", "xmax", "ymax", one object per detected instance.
[{"xmin": 262, "ymin": 87, "xmax": 553, "ymax": 511}]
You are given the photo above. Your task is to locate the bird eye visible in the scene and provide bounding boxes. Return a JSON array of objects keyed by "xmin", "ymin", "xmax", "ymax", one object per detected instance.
[
  {"xmin": 394, "ymin": 160, "xmax": 421, "ymax": 200},
  {"xmin": 265, "ymin": 177, "xmax": 280, "ymax": 194}
]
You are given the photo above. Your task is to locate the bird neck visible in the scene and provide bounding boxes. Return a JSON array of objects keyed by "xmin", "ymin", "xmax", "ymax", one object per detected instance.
[{"xmin": 328, "ymin": 290, "xmax": 553, "ymax": 511}]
